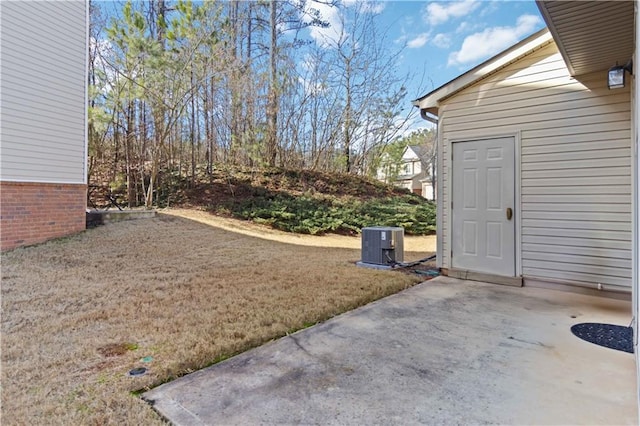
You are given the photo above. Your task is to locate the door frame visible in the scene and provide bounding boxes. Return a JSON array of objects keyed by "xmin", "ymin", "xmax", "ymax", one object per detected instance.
[{"xmin": 447, "ymin": 132, "xmax": 522, "ymax": 277}]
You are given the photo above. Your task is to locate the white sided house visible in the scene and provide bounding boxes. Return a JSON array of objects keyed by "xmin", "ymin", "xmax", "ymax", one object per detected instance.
[
  {"xmin": 397, "ymin": 145, "xmax": 431, "ymax": 198},
  {"xmin": 414, "ymin": 5, "xmax": 635, "ymax": 294},
  {"xmin": 415, "ymin": 0, "xmax": 639, "ymax": 350},
  {"xmin": 416, "ymin": 1, "xmax": 640, "ymax": 406},
  {"xmin": 0, "ymin": 1, "xmax": 88, "ymax": 250},
  {"xmin": 377, "ymin": 145, "xmax": 435, "ymax": 200}
]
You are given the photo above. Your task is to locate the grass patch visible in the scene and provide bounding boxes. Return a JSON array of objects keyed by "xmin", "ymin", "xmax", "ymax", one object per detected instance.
[
  {"xmin": 97, "ymin": 342, "xmax": 139, "ymax": 357},
  {"xmin": 1, "ymin": 212, "xmax": 425, "ymax": 424}
]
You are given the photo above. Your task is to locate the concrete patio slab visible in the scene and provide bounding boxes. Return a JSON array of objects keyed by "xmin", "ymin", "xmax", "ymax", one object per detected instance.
[{"xmin": 143, "ymin": 276, "xmax": 637, "ymax": 425}]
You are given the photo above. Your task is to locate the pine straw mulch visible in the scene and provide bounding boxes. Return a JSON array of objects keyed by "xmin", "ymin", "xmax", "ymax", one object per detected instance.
[{"xmin": 1, "ymin": 209, "xmax": 434, "ymax": 425}]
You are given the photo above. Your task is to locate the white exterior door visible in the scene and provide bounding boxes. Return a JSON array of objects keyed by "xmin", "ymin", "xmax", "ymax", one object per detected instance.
[{"xmin": 452, "ymin": 137, "xmax": 515, "ymax": 276}]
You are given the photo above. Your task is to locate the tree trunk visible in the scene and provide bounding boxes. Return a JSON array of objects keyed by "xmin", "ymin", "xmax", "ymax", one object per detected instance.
[
  {"xmin": 145, "ymin": 162, "xmax": 157, "ymax": 208},
  {"xmin": 204, "ymin": 72, "xmax": 214, "ymax": 175},
  {"xmin": 343, "ymin": 91, "xmax": 351, "ymax": 173},
  {"xmin": 266, "ymin": 0, "xmax": 278, "ymax": 167},
  {"xmin": 229, "ymin": 1, "xmax": 241, "ymax": 163},
  {"xmin": 190, "ymin": 65, "xmax": 196, "ymax": 186},
  {"xmin": 125, "ymin": 101, "xmax": 135, "ymax": 207}
]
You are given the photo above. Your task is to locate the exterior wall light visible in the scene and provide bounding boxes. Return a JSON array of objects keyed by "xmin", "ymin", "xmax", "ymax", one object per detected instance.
[{"xmin": 608, "ymin": 60, "xmax": 633, "ymax": 89}]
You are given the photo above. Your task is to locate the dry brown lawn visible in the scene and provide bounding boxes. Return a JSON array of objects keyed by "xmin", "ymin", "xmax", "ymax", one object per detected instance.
[{"xmin": 1, "ymin": 209, "xmax": 434, "ymax": 425}]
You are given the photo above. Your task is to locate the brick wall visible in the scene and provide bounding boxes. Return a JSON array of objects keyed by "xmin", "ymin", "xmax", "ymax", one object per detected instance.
[{"xmin": 1, "ymin": 182, "xmax": 86, "ymax": 251}]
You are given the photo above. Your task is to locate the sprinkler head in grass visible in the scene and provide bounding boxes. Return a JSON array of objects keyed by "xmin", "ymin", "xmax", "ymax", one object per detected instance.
[
  {"xmin": 128, "ymin": 367, "xmax": 147, "ymax": 377},
  {"xmin": 141, "ymin": 356, "xmax": 153, "ymax": 363}
]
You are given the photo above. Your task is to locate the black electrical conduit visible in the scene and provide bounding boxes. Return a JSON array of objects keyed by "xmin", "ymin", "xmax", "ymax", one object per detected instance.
[{"xmin": 384, "ymin": 253, "xmax": 437, "ymax": 269}]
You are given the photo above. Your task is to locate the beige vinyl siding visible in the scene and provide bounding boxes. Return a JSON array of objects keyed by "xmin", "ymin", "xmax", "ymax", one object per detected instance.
[
  {"xmin": 439, "ymin": 41, "xmax": 632, "ymax": 289},
  {"xmin": 0, "ymin": 1, "xmax": 87, "ymax": 184}
]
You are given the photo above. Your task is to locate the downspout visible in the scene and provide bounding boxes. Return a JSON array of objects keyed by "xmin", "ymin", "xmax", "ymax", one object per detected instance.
[
  {"xmin": 417, "ymin": 108, "xmax": 443, "ymax": 270},
  {"xmin": 421, "ymin": 109, "xmax": 439, "ymax": 125},
  {"xmin": 84, "ymin": 0, "xmax": 89, "ymax": 187},
  {"xmin": 420, "ymin": 109, "xmax": 439, "ymax": 203},
  {"xmin": 632, "ymin": 11, "xmax": 638, "ymax": 351},
  {"xmin": 634, "ymin": 0, "xmax": 639, "ymax": 418}
]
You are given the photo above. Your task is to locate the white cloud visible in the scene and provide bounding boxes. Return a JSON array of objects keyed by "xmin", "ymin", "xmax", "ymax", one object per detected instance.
[
  {"xmin": 89, "ymin": 37, "xmax": 118, "ymax": 94},
  {"xmin": 447, "ymin": 14, "xmax": 542, "ymax": 67},
  {"xmin": 432, "ymin": 33, "xmax": 451, "ymax": 49},
  {"xmin": 305, "ymin": 2, "xmax": 344, "ymax": 47},
  {"xmin": 304, "ymin": 1, "xmax": 385, "ymax": 48},
  {"xmin": 407, "ymin": 33, "xmax": 429, "ymax": 49},
  {"xmin": 456, "ymin": 21, "xmax": 480, "ymax": 34},
  {"xmin": 395, "ymin": 34, "xmax": 408, "ymax": 45},
  {"xmin": 298, "ymin": 75, "xmax": 327, "ymax": 96},
  {"xmin": 480, "ymin": 1, "xmax": 500, "ymax": 17},
  {"xmin": 425, "ymin": 0, "xmax": 481, "ymax": 26},
  {"xmin": 354, "ymin": 1, "xmax": 386, "ymax": 14}
]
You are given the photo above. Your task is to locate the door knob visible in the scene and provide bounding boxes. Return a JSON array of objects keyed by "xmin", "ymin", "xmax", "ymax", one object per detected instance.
[{"xmin": 506, "ymin": 207, "xmax": 513, "ymax": 220}]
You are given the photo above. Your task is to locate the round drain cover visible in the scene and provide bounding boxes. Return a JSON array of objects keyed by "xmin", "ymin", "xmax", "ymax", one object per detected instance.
[
  {"xmin": 128, "ymin": 367, "xmax": 148, "ymax": 377},
  {"xmin": 571, "ymin": 323, "xmax": 633, "ymax": 353}
]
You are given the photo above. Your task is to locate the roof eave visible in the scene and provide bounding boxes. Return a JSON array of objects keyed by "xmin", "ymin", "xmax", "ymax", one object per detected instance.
[
  {"xmin": 534, "ymin": 0, "xmax": 634, "ymax": 77},
  {"xmin": 535, "ymin": 0, "xmax": 576, "ymax": 77},
  {"xmin": 413, "ymin": 28, "xmax": 553, "ymax": 114}
]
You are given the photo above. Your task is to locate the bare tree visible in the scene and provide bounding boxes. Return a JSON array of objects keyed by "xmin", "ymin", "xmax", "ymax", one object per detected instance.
[
  {"xmin": 88, "ymin": 0, "xmax": 421, "ymax": 207},
  {"xmin": 316, "ymin": 2, "xmax": 414, "ymax": 174}
]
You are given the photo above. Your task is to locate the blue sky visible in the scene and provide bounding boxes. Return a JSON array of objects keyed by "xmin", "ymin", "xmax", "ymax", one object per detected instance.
[
  {"xmin": 100, "ymin": 1, "xmax": 545, "ymax": 101},
  {"xmin": 304, "ymin": 0, "xmax": 545, "ymax": 108},
  {"xmin": 97, "ymin": 1, "xmax": 547, "ymax": 133},
  {"xmin": 388, "ymin": 0, "xmax": 544, "ymax": 96}
]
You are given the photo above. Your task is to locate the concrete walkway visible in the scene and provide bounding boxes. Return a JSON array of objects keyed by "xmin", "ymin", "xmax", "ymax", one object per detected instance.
[{"xmin": 143, "ymin": 277, "xmax": 637, "ymax": 425}]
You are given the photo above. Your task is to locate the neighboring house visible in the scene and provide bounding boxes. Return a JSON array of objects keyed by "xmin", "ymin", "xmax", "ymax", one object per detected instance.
[
  {"xmin": 414, "ymin": 0, "xmax": 638, "ymax": 366},
  {"xmin": 397, "ymin": 145, "xmax": 428, "ymax": 196},
  {"xmin": 377, "ymin": 145, "xmax": 435, "ymax": 200},
  {"xmin": 0, "ymin": 2, "xmax": 88, "ymax": 251}
]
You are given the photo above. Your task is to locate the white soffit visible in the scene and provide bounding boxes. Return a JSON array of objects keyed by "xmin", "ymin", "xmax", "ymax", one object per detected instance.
[{"xmin": 536, "ymin": 0, "xmax": 634, "ymax": 77}]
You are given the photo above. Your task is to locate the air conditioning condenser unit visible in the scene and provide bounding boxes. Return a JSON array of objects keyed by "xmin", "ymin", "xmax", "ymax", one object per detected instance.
[{"xmin": 360, "ymin": 226, "xmax": 404, "ymax": 266}]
